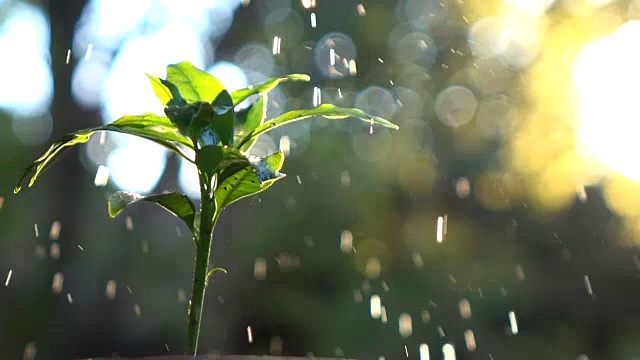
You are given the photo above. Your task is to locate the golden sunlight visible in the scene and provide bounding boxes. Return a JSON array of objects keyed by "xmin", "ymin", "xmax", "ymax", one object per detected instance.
[{"xmin": 574, "ymin": 21, "xmax": 640, "ymax": 181}]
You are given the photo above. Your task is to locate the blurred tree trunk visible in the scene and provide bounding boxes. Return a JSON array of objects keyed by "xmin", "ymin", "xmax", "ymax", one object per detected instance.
[{"xmin": 46, "ymin": 0, "xmax": 94, "ymax": 244}]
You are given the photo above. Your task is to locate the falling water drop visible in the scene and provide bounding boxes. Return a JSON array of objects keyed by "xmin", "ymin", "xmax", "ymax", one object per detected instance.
[
  {"xmin": 508, "ymin": 311, "xmax": 519, "ymax": 335},
  {"xmin": 357, "ymin": 3, "xmax": 366, "ymax": 15},
  {"xmin": 370, "ymin": 295, "xmax": 382, "ymax": 318},
  {"xmin": 5, "ymin": 270, "xmax": 12, "ymax": 286},
  {"xmin": 106, "ymin": 280, "xmax": 117, "ymax": 300},
  {"xmin": 464, "ymin": 330, "xmax": 477, "ymax": 351},
  {"xmin": 399, "ymin": 313, "xmax": 413, "ymax": 337},
  {"xmin": 247, "ymin": 326, "xmax": 254, "ymax": 343},
  {"xmin": 584, "ymin": 275, "xmax": 594, "ymax": 297},
  {"xmin": 49, "ymin": 221, "xmax": 61, "ymax": 240},
  {"xmin": 419, "ymin": 344, "xmax": 430, "ymax": 360},
  {"xmin": 310, "ymin": 13, "xmax": 317, "ymax": 28},
  {"xmin": 340, "ymin": 230, "xmax": 353, "ymax": 253},
  {"xmin": 51, "ymin": 272, "xmax": 64, "ymax": 294},
  {"xmin": 94, "ymin": 165, "xmax": 110, "ymax": 187},
  {"xmin": 254, "ymin": 258, "xmax": 267, "ymax": 280},
  {"xmin": 459, "ymin": 298, "xmax": 472, "ymax": 319},
  {"xmin": 442, "ymin": 344, "xmax": 456, "ymax": 360}
]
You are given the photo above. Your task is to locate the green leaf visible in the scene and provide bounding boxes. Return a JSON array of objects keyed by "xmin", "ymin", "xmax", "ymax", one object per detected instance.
[
  {"xmin": 205, "ymin": 267, "xmax": 227, "ymax": 286},
  {"xmin": 235, "ymin": 94, "xmax": 267, "ymax": 152},
  {"xmin": 108, "ymin": 191, "xmax": 196, "ymax": 232},
  {"xmin": 146, "ymin": 74, "xmax": 172, "ymax": 107},
  {"xmin": 214, "ymin": 166, "xmax": 283, "ymax": 210},
  {"xmin": 210, "ymin": 90, "xmax": 235, "ymax": 146},
  {"xmin": 231, "ymin": 74, "xmax": 310, "ymax": 106},
  {"xmin": 196, "ymin": 145, "xmax": 224, "ymax": 181},
  {"xmin": 264, "ymin": 152, "xmax": 284, "ymax": 172},
  {"xmin": 237, "ymin": 104, "xmax": 400, "ymax": 149},
  {"xmin": 14, "ymin": 114, "xmax": 193, "ymax": 194},
  {"xmin": 166, "ymin": 61, "xmax": 225, "ymax": 104},
  {"xmin": 214, "ymin": 151, "xmax": 286, "ymax": 210}
]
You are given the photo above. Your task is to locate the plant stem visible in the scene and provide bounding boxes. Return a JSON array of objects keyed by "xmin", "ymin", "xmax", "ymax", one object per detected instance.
[{"xmin": 186, "ymin": 170, "xmax": 219, "ymax": 355}]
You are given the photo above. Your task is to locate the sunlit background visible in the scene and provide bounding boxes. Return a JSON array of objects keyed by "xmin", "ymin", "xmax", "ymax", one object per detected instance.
[{"xmin": 4, "ymin": 0, "xmax": 640, "ymax": 358}]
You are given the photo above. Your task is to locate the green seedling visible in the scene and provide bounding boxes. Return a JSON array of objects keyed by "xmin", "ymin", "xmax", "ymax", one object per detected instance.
[{"xmin": 14, "ymin": 61, "xmax": 398, "ymax": 355}]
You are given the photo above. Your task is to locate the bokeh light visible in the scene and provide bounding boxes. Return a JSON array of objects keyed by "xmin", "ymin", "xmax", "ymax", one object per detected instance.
[
  {"xmin": 0, "ymin": 2, "xmax": 52, "ymax": 120},
  {"xmin": 574, "ymin": 21, "xmax": 640, "ymax": 181}
]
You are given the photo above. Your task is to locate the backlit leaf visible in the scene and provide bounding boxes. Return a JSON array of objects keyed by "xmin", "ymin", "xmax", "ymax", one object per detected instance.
[
  {"xmin": 108, "ymin": 191, "xmax": 196, "ymax": 232},
  {"xmin": 166, "ymin": 61, "xmax": 225, "ymax": 104},
  {"xmin": 231, "ymin": 74, "xmax": 310, "ymax": 106},
  {"xmin": 237, "ymin": 104, "xmax": 399, "ymax": 149},
  {"xmin": 15, "ymin": 114, "xmax": 193, "ymax": 193}
]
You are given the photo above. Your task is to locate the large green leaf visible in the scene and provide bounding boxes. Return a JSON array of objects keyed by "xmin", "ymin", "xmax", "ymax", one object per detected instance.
[
  {"xmin": 235, "ymin": 94, "xmax": 267, "ymax": 152},
  {"xmin": 166, "ymin": 61, "xmax": 225, "ymax": 104},
  {"xmin": 210, "ymin": 90, "xmax": 235, "ymax": 146},
  {"xmin": 14, "ymin": 114, "xmax": 193, "ymax": 194},
  {"xmin": 231, "ymin": 74, "xmax": 310, "ymax": 106},
  {"xmin": 214, "ymin": 166, "xmax": 283, "ymax": 210},
  {"xmin": 237, "ymin": 104, "xmax": 400, "ymax": 149},
  {"xmin": 108, "ymin": 191, "xmax": 196, "ymax": 232}
]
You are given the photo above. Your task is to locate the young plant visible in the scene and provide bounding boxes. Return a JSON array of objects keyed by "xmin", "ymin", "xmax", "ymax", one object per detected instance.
[{"xmin": 14, "ymin": 61, "xmax": 398, "ymax": 355}]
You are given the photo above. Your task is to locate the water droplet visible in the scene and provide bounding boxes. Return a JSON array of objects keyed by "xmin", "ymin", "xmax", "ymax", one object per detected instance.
[
  {"xmin": 455, "ymin": 177, "xmax": 471, "ymax": 198},
  {"xmin": 442, "ymin": 343, "xmax": 456, "ymax": 360},
  {"xmin": 508, "ymin": 311, "xmax": 519, "ymax": 335},
  {"xmin": 459, "ymin": 298, "xmax": 472, "ymax": 319},
  {"xmin": 50, "ymin": 242, "xmax": 60, "ymax": 259},
  {"xmin": 515, "ymin": 264, "xmax": 525, "ymax": 280},
  {"xmin": 84, "ymin": 44, "xmax": 93, "ymax": 61},
  {"xmin": 365, "ymin": 257, "xmax": 381, "ymax": 279},
  {"xmin": 419, "ymin": 344, "xmax": 430, "ymax": 360},
  {"xmin": 370, "ymin": 295, "xmax": 382, "ymax": 318},
  {"xmin": 254, "ymin": 258, "xmax": 267, "ymax": 280},
  {"xmin": 313, "ymin": 86, "xmax": 322, "ymax": 107},
  {"xmin": 340, "ymin": 230, "xmax": 353, "ymax": 253},
  {"xmin": 23, "ymin": 342, "xmax": 37, "ymax": 360},
  {"xmin": 5, "ymin": 270, "xmax": 12, "ymax": 286},
  {"xmin": 437, "ymin": 216, "xmax": 445, "ymax": 243},
  {"xmin": 77, "ymin": 245, "xmax": 84, "ymax": 251},
  {"xmin": 279, "ymin": 135, "xmax": 290, "ymax": 156},
  {"xmin": 247, "ymin": 326, "xmax": 254, "ymax": 343},
  {"xmin": 301, "ymin": 0, "xmax": 316, "ymax": 8},
  {"xmin": 177, "ymin": 288, "xmax": 186, "ymax": 303},
  {"xmin": 125, "ymin": 216, "xmax": 134, "ymax": 231},
  {"xmin": 106, "ymin": 280, "xmax": 117, "ymax": 300},
  {"xmin": 464, "ymin": 329, "xmax": 477, "ymax": 351},
  {"xmin": 94, "ymin": 165, "xmax": 110, "ymax": 186},
  {"xmin": 412, "ymin": 253, "xmax": 424, "ymax": 268},
  {"xmin": 51, "ymin": 272, "xmax": 64, "ymax": 294},
  {"xmin": 420, "ymin": 310, "xmax": 431, "ymax": 323},
  {"xmin": 134, "ymin": 304, "xmax": 142, "ymax": 317},
  {"xmin": 65, "ymin": 49, "xmax": 71, "ymax": 64},
  {"xmin": 272, "ymin": 36, "xmax": 282, "ymax": 55},
  {"xmin": 399, "ymin": 313, "xmax": 413, "ymax": 337},
  {"xmin": 584, "ymin": 275, "xmax": 594, "ymax": 297},
  {"xmin": 357, "ymin": 3, "xmax": 366, "ymax": 15},
  {"xmin": 34, "ymin": 224, "xmax": 39, "ymax": 238},
  {"xmin": 66, "ymin": 293, "xmax": 73, "ymax": 304}
]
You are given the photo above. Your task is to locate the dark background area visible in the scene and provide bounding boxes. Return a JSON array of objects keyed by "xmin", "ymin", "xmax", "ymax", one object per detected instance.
[{"xmin": 3, "ymin": 0, "xmax": 640, "ymax": 359}]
